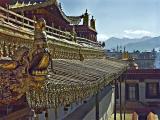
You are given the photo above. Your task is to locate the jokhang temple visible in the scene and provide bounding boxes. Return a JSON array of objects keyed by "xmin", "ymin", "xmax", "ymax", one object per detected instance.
[{"xmin": 0, "ymin": 0, "xmax": 128, "ymax": 120}]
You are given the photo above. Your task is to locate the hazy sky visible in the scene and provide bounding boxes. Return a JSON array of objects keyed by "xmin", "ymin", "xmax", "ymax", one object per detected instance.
[{"xmin": 61, "ymin": 0, "xmax": 160, "ymax": 41}]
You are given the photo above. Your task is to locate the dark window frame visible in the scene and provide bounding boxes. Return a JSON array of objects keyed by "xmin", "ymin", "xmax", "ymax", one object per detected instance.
[
  {"xmin": 126, "ymin": 83, "xmax": 139, "ymax": 101},
  {"xmin": 146, "ymin": 82, "xmax": 160, "ymax": 99}
]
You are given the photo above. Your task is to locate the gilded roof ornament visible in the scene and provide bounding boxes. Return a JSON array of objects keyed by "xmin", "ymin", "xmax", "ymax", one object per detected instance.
[{"xmin": 0, "ymin": 18, "xmax": 50, "ymax": 105}]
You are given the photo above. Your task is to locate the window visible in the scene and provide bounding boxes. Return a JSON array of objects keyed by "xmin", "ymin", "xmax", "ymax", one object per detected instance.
[
  {"xmin": 146, "ymin": 82, "xmax": 159, "ymax": 98},
  {"xmin": 129, "ymin": 86, "xmax": 136, "ymax": 100},
  {"xmin": 126, "ymin": 83, "xmax": 139, "ymax": 101}
]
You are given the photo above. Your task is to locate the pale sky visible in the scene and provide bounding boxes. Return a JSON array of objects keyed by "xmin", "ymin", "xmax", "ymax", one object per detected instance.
[{"xmin": 61, "ymin": 0, "xmax": 160, "ymax": 41}]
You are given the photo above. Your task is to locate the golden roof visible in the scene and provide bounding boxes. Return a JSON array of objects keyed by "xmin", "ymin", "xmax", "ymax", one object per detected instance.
[{"xmin": 26, "ymin": 58, "xmax": 127, "ymax": 109}]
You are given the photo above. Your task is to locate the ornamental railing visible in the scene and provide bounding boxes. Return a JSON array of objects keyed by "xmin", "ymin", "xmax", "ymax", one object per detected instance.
[
  {"xmin": 0, "ymin": 6, "xmax": 35, "ymax": 30},
  {"xmin": 0, "ymin": 6, "xmax": 101, "ymax": 47},
  {"xmin": 77, "ymin": 37, "xmax": 101, "ymax": 47},
  {"xmin": 0, "ymin": 6, "xmax": 72, "ymax": 41}
]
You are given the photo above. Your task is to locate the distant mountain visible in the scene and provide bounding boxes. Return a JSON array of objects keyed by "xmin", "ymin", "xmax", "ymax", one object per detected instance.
[
  {"xmin": 105, "ymin": 36, "xmax": 160, "ymax": 51},
  {"xmin": 105, "ymin": 36, "xmax": 152, "ymax": 50},
  {"xmin": 126, "ymin": 36, "xmax": 160, "ymax": 51}
]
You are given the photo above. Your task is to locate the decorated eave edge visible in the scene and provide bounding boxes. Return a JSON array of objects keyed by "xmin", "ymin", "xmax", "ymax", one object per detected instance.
[{"xmin": 26, "ymin": 60, "xmax": 128, "ymax": 110}]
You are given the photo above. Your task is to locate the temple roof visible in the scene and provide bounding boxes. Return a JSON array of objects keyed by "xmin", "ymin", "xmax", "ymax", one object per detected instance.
[
  {"xmin": 26, "ymin": 58, "xmax": 127, "ymax": 109},
  {"xmin": 9, "ymin": 0, "xmax": 82, "ymax": 25}
]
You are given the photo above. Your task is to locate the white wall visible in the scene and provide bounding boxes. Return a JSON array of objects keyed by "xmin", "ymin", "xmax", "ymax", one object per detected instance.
[
  {"xmin": 83, "ymin": 88, "xmax": 115, "ymax": 120},
  {"xmin": 99, "ymin": 89, "xmax": 114, "ymax": 120},
  {"xmin": 83, "ymin": 107, "xmax": 96, "ymax": 120}
]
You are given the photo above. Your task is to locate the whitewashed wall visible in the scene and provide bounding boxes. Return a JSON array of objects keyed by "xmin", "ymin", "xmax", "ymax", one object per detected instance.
[{"xmin": 83, "ymin": 88, "xmax": 115, "ymax": 120}]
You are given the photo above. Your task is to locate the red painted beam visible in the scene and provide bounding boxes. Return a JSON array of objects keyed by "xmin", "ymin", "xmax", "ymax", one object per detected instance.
[{"xmin": 123, "ymin": 69, "xmax": 160, "ymax": 80}]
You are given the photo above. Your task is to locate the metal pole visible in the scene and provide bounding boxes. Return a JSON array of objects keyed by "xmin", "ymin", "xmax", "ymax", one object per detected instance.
[
  {"xmin": 45, "ymin": 110, "xmax": 49, "ymax": 120},
  {"xmin": 114, "ymin": 78, "xmax": 117, "ymax": 120},
  {"xmin": 95, "ymin": 92, "xmax": 99, "ymax": 120},
  {"xmin": 120, "ymin": 76, "xmax": 122, "ymax": 120},
  {"xmin": 123, "ymin": 71, "xmax": 127, "ymax": 120}
]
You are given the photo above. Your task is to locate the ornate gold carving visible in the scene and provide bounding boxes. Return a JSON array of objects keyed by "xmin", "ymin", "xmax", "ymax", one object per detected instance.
[
  {"xmin": 0, "ymin": 18, "xmax": 50, "ymax": 105},
  {"xmin": 0, "ymin": 61, "xmax": 17, "ymax": 70}
]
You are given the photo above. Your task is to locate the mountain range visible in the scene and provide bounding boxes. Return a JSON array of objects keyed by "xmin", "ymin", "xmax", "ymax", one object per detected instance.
[{"xmin": 105, "ymin": 36, "xmax": 160, "ymax": 52}]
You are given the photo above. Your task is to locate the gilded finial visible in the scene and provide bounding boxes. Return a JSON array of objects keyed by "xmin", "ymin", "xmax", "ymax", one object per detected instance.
[
  {"xmin": 90, "ymin": 16, "xmax": 96, "ymax": 29},
  {"xmin": 92, "ymin": 16, "xmax": 94, "ymax": 19},
  {"xmin": 83, "ymin": 9, "xmax": 89, "ymax": 26},
  {"xmin": 85, "ymin": 9, "xmax": 88, "ymax": 13}
]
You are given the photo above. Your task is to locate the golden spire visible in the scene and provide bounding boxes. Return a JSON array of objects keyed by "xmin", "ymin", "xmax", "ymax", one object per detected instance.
[
  {"xmin": 83, "ymin": 9, "xmax": 89, "ymax": 26},
  {"xmin": 90, "ymin": 16, "xmax": 96, "ymax": 30}
]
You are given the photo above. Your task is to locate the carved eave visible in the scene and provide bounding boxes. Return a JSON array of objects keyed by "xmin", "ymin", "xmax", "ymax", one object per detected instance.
[{"xmin": 67, "ymin": 16, "xmax": 82, "ymax": 25}]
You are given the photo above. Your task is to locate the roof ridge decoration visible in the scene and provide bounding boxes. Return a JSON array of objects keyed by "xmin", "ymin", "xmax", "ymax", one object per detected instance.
[{"xmin": 9, "ymin": 0, "xmax": 57, "ymax": 9}]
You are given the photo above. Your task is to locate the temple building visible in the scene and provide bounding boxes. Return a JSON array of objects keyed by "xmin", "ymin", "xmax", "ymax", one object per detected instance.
[
  {"xmin": 115, "ymin": 59, "xmax": 160, "ymax": 120},
  {"xmin": 0, "ymin": 0, "xmax": 127, "ymax": 120},
  {"xmin": 107, "ymin": 49, "xmax": 160, "ymax": 119},
  {"xmin": 6, "ymin": 0, "xmax": 97, "ymax": 42},
  {"xmin": 1, "ymin": 0, "xmax": 160, "ymax": 120}
]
